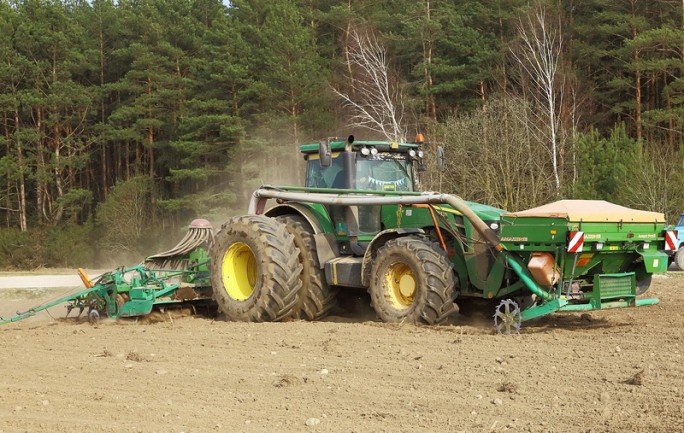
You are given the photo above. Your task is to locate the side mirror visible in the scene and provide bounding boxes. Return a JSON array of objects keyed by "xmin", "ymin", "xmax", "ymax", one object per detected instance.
[
  {"xmin": 319, "ymin": 139, "xmax": 332, "ymax": 167},
  {"xmin": 437, "ymin": 146, "xmax": 445, "ymax": 171}
]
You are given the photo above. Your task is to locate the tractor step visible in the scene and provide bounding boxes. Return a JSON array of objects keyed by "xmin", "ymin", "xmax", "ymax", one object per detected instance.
[{"xmin": 324, "ymin": 256, "xmax": 365, "ymax": 288}]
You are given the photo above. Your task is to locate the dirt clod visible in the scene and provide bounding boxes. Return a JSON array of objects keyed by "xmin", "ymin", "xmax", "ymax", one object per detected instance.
[
  {"xmin": 273, "ymin": 374, "xmax": 301, "ymax": 388},
  {"xmin": 126, "ymin": 351, "xmax": 146, "ymax": 362},
  {"xmin": 624, "ymin": 369, "xmax": 645, "ymax": 386},
  {"xmin": 497, "ymin": 381, "xmax": 518, "ymax": 393}
]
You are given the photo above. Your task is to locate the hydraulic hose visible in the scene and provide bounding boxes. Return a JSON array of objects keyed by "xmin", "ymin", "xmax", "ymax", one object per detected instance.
[{"xmin": 504, "ymin": 253, "xmax": 554, "ymax": 301}]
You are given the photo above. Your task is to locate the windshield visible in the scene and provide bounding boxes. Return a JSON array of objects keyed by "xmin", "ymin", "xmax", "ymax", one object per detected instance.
[
  {"xmin": 355, "ymin": 156, "xmax": 412, "ymax": 191},
  {"xmin": 678, "ymin": 214, "xmax": 684, "ymax": 227},
  {"xmin": 306, "ymin": 153, "xmax": 413, "ymax": 191}
]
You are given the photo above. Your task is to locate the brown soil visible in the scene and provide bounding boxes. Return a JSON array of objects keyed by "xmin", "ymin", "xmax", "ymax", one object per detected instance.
[{"xmin": 0, "ymin": 273, "xmax": 682, "ymax": 432}]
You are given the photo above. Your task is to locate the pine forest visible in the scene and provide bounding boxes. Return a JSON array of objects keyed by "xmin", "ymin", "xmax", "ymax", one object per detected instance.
[{"xmin": 0, "ymin": 0, "xmax": 683, "ymax": 267}]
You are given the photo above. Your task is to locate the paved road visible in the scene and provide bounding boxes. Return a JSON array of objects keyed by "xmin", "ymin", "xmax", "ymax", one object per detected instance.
[{"xmin": 0, "ymin": 275, "xmax": 82, "ymax": 289}]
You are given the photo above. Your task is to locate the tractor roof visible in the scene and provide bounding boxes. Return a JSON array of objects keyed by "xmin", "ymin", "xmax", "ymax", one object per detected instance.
[{"xmin": 299, "ymin": 140, "xmax": 419, "ymax": 154}]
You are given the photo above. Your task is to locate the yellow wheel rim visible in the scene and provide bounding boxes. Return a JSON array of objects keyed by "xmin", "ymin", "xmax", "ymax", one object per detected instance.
[
  {"xmin": 385, "ymin": 262, "xmax": 416, "ymax": 309},
  {"xmin": 222, "ymin": 242, "xmax": 257, "ymax": 301}
]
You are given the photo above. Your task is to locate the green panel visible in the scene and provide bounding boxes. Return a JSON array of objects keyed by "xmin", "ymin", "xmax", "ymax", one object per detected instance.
[
  {"xmin": 129, "ymin": 288, "xmax": 155, "ymax": 300},
  {"xmin": 566, "ymin": 221, "xmax": 663, "ymax": 242},
  {"xmin": 499, "ymin": 216, "xmax": 568, "ymax": 246},
  {"xmin": 500, "ymin": 217, "xmax": 665, "ymax": 246},
  {"xmin": 382, "ymin": 205, "xmax": 436, "ymax": 229},
  {"xmin": 118, "ymin": 300, "xmax": 154, "ymax": 317},
  {"xmin": 586, "ymin": 273, "xmax": 636, "ymax": 309},
  {"xmin": 116, "ymin": 283, "xmax": 132, "ymax": 293},
  {"xmin": 637, "ymin": 251, "xmax": 668, "ymax": 273},
  {"xmin": 597, "ymin": 273, "xmax": 635, "ymax": 299}
]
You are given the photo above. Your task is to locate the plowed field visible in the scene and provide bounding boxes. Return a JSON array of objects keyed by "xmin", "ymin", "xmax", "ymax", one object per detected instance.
[{"xmin": 0, "ymin": 272, "xmax": 682, "ymax": 432}]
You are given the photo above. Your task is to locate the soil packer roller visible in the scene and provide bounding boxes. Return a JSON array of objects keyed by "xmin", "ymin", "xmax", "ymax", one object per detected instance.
[{"xmin": 211, "ymin": 136, "xmax": 673, "ymax": 332}]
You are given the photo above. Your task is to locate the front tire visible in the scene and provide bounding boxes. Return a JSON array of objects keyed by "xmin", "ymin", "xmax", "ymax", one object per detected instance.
[
  {"xmin": 210, "ymin": 215, "xmax": 302, "ymax": 322},
  {"xmin": 275, "ymin": 215, "xmax": 338, "ymax": 320},
  {"xmin": 369, "ymin": 237, "xmax": 456, "ymax": 325}
]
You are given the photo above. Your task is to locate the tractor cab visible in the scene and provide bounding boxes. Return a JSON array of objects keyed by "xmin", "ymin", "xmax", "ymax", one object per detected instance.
[
  {"xmin": 300, "ymin": 136, "xmax": 423, "ymax": 193},
  {"xmin": 298, "ymin": 136, "xmax": 425, "ymax": 249}
]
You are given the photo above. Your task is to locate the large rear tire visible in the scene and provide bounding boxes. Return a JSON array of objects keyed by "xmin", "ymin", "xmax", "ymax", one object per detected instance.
[
  {"xmin": 369, "ymin": 237, "xmax": 456, "ymax": 325},
  {"xmin": 276, "ymin": 215, "xmax": 338, "ymax": 320},
  {"xmin": 675, "ymin": 247, "xmax": 684, "ymax": 271},
  {"xmin": 210, "ymin": 215, "xmax": 302, "ymax": 322}
]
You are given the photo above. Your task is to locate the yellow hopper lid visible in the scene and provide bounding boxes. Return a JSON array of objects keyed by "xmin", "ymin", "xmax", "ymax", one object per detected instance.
[{"xmin": 502, "ymin": 200, "xmax": 665, "ymax": 223}]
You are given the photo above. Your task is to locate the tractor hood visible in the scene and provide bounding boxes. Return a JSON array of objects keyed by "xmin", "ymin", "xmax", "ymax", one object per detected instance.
[
  {"xmin": 502, "ymin": 200, "xmax": 665, "ymax": 223},
  {"xmin": 466, "ymin": 201, "xmax": 506, "ymax": 221}
]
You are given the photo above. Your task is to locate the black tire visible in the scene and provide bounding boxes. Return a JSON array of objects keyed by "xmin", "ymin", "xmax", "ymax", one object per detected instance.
[
  {"xmin": 636, "ymin": 275, "xmax": 653, "ymax": 296},
  {"xmin": 210, "ymin": 215, "xmax": 302, "ymax": 322},
  {"xmin": 369, "ymin": 237, "xmax": 456, "ymax": 325},
  {"xmin": 275, "ymin": 215, "xmax": 338, "ymax": 320},
  {"xmin": 675, "ymin": 247, "xmax": 684, "ymax": 271}
]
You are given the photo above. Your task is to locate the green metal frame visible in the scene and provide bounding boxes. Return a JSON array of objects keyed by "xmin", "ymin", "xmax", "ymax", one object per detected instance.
[{"xmin": 0, "ymin": 256, "xmax": 212, "ymax": 325}]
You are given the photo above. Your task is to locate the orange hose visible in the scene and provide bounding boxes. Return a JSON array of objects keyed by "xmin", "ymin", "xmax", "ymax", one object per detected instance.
[{"xmin": 412, "ymin": 204, "xmax": 448, "ymax": 253}]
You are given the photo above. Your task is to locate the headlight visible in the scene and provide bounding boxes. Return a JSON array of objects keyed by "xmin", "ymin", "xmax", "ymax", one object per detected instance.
[
  {"xmin": 361, "ymin": 147, "xmax": 370, "ymax": 156},
  {"xmin": 490, "ymin": 223, "xmax": 499, "ymax": 230},
  {"xmin": 417, "ymin": 150, "xmax": 424, "ymax": 158},
  {"xmin": 370, "ymin": 147, "xmax": 378, "ymax": 155},
  {"xmin": 409, "ymin": 150, "xmax": 417, "ymax": 158}
]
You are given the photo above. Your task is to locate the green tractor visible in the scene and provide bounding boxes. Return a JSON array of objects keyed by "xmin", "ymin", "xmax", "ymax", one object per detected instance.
[{"xmin": 210, "ymin": 136, "xmax": 672, "ymax": 332}]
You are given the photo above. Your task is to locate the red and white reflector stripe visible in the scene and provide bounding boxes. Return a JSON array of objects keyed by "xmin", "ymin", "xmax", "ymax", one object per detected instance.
[
  {"xmin": 568, "ymin": 231, "xmax": 584, "ymax": 253},
  {"xmin": 664, "ymin": 231, "xmax": 677, "ymax": 251}
]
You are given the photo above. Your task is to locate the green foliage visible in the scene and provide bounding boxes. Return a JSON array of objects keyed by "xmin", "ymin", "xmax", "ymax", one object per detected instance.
[
  {"xmin": 572, "ymin": 124, "xmax": 639, "ymax": 202},
  {"xmin": 0, "ymin": 223, "xmax": 97, "ymax": 270},
  {"xmin": 56, "ymin": 188, "xmax": 94, "ymax": 223},
  {"xmin": 0, "ymin": 228, "xmax": 46, "ymax": 270},
  {"xmin": 43, "ymin": 222, "xmax": 96, "ymax": 268},
  {"xmin": 94, "ymin": 176, "xmax": 156, "ymax": 265}
]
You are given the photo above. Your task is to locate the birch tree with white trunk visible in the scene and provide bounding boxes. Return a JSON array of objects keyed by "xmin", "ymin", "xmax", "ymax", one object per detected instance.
[
  {"xmin": 510, "ymin": 6, "xmax": 564, "ymax": 192},
  {"xmin": 333, "ymin": 25, "xmax": 406, "ymax": 142}
]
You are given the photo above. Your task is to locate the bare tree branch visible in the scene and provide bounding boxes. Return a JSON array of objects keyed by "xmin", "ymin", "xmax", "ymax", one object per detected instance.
[
  {"xmin": 510, "ymin": 6, "xmax": 565, "ymax": 192},
  {"xmin": 333, "ymin": 25, "xmax": 406, "ymax": 142}
]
